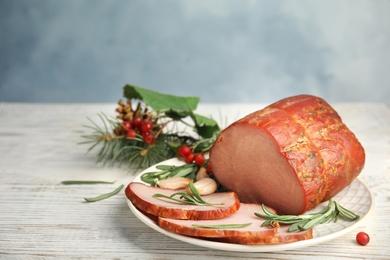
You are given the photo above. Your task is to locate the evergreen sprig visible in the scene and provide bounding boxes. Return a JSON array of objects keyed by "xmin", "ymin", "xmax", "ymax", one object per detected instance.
[
  {"xmin": 80, "ymin": 118, "xmax": 184, "ymax": 170},
  {"xmin": 80, "ymin": 85, "xmax": 220, "ymax": 171}
]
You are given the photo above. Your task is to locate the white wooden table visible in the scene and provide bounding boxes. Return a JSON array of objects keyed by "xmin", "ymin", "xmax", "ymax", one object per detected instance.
[{"xmin": 0, "ymin": 102, "xmax": 389, "ymax": 259}]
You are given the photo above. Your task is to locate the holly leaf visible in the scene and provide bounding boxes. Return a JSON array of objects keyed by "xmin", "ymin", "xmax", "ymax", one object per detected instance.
[
  {"xmin": 123, "ymin": 84, "xmax": 220, "ymax": 138},
  {"xmin": 191, "ymin": 113, "xmax": 220, "ymax": 138},
  {"xmin": 164, "ymin": 110, "xmax": 193, "ymax": 120},
  {"xmin": 123, "ymin": 84, "xmax": 199, "ymax": 114}
]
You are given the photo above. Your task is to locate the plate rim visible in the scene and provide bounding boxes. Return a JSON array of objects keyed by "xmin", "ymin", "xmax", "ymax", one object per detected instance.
[{"xmin": 125, "ymin": 158, "xmax": 374, "ymax": 252}]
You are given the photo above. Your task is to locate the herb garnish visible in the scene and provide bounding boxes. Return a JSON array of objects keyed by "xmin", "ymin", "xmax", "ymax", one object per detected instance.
[
  {"xmin": 84, "ymin": 184, "xmax": 124, "ymax": 202},
  {"xmin": 61, "ymin": 180, "xmax": 116, "ymax": 185},
  {"xmin": 255, "ymin": 199, "xmax": 360, "ymax": 232},
  {"xmin": 152, "ymin": 182, "xmax": 223, "ymax": 206},
  {"xmin": 191, "ymin": 223, "xmax": 252, "ymax": 229}
]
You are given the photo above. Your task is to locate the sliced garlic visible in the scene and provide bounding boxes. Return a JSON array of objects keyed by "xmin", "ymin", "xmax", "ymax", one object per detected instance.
[
  {"xmin": 157, "ymin": 177, "xmax": 193, "ymax": 190},
  {"xmin": 195, "ymin": 167, "xmax": 209, "ymax": 181},
  {"xmin": 185, "ymin": 177, "xmax": 217, "ymax": 196}
]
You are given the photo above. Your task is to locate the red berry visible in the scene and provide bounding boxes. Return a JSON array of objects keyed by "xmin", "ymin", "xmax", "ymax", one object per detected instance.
[
  {"xmin": 194, "ymin": 154, "xmax": 206, "ymax": 166},
  {"xmin": 143, "ymin": 134, "xmax": 155, "ymax": 144},
  {"xmin": 356, "ymin": 232, "xmax": 370, "ymax": 246},
  {"xmin": 178, "ymin": 145, "xmax": 192, "ymax": 157},
  {"xmin": 121, "ymin": 121, "xmax": 132, "ymax": 132},
  {"xmin": 206, "ymin": 163, "xmax": 212, "ymax": 173},
  {"xmin": 141, "ymin": 120, "xmax": 154, "ymax": 133},
  {"xmin": 185, "ymin": 153, "xmax": 195, "ymax": 163},
  {"xmin": 132, "ymin": 116, "xmax": 142, "ymax": 127},
  {"xmin": 142, "ymin": 131, "xmax": 150, "ymax": 137},
  {"xmin": 126, "ymin": 129, "xmax": 137, "ymax": 138},
  {"xmin": 113, "ymin": 128, "xmax": 122, "ymax": 136}
]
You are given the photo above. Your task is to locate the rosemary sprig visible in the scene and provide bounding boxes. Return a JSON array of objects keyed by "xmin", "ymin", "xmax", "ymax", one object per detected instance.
[
  {"xmin": 141, "ymin": 163, "xmax": 198, "ymax": 185},
  {"xmin": 152, "ymin": 182, "xmax": 223, "ymax": 206},
  {"xmin": 61, "ymin": 180, "xmax": 116, "ymax": 185},
  {"xmin": 255, "ymin": 199, "xmax": 360, "ymax": 232},
  {"xmin": 191, "ymin": 223, "xmax": 252, "ymax": 229},
  {"xmin": 84, "ymin": 184, "xmax": 124, "ymax": 202}
]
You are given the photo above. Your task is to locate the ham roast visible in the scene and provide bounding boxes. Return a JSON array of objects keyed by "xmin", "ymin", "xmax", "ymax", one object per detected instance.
[
  {"xmin": 125, "ymin": 182, "xmax": 240, "ymax": 220},
  {"xmin": 209, "ymin": 95, "xmax": 365, "ymax": 215},
  {"xmin": 158, "ymin": 203, "xmax": 313, "ymax": 245}
]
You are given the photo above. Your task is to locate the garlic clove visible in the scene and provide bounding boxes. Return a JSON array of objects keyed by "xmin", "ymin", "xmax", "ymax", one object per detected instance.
[
  {"xmin": 185, "ymin": 177, "xmax": 217, "ymax": 196},
  {"xmin": 195, "ymin": 166, "xmax": 209, "ymax": 181},
  {"xmin": 157, "ymin": 177, "xmax": 193, "ymax": 190}
]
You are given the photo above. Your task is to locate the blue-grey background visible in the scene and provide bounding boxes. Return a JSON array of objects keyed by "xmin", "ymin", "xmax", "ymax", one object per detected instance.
[{"xmin": 1, "ymin": 0, "xmax": 389, "ymax": 104}]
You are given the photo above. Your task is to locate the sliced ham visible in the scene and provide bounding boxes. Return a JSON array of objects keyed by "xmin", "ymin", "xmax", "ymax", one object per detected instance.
[
  {"xmin": 158, "ymin": 203, "xmax": 313, "ymax": 245},
  {"xmin": 209, "ymin": 95, "xmax": 365, "ymax": 215},
  {"xmin": 125, "ymin": 182, "xmax": 240, "ymax": 220},
  {"xmin": 221, "ymin": 225, "xmax": 313, "ymax": 245}
]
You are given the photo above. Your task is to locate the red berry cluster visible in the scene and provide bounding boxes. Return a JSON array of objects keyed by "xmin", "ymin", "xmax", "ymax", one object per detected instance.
[
  {"xmin": 118, "ymin": 116, "xmax": 156, "ymax": 144},
  {"xmin": 178, "ymin": 145, "xmax": 206, "ymax": 166}
]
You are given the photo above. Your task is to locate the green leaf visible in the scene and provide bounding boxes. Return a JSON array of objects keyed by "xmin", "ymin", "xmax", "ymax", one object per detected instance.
[
  {"xmin": 191, "ymin": 113, "xmax": 220, "ymax": 138},
  {"xmin": 123, "ymin": 84, "xmax": 199, "ymax": 113},
  {"xmin": 165, "ymin": 110, "xmax": 193, "ymax": 120}
]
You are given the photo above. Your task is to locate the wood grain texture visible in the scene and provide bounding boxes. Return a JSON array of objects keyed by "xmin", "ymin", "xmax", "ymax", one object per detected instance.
[{"xmin": 0, "ymin": 102, "xmax": 389, "ymax": 259}]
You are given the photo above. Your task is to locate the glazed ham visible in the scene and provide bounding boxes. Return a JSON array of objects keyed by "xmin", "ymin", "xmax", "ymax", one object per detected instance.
[
  {"xmin": 125, "ymin": 182, "xmax": 240, "ymax": 220},
  {"xmin": 158, "ymin": 203, "xmax": 313, "ymax": 244},
  {"xmin": 209, "ymin": 95, "xmax": 365, "ymax": 215}
]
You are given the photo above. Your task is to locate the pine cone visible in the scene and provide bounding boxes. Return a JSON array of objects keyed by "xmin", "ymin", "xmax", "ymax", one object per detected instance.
[{"xmin": 116, "ymin": 99, "xmax": 133, "ymax": 121}]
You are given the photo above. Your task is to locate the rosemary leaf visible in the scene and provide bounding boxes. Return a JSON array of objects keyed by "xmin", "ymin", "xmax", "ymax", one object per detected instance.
[
  {"xmin": 141, "ymin": 164, "xmax": 198, "ymax": 185},
  {"xmin": 177, "ymin": 193, "xmax": 199, "ymax": 204},
  {"xmin": 188, "ymin": 182, "xmax": 208, "ymax": 204},
  {"xmin": 152, "ymin": 185, "xmax": 223, "ymax": 206},
  {"xmin": 192, "ymin": 223, "xmax": 252, "ymax": 229},
  {"xmin": 156, "ymin": 165, "xmax": 175, "ymax": 171},
  {"xmin": 61, "ymin": 180, "xmax": 116, "ymax": 185},
  {"xmin": 288, "ymin": 222, "xmax": 301, "ymax": 232},
  {"xmin": 171, "ymin": 166, "xmax": 196, "ymax": 178},
  {"xmin": 152, "ymin": 193, "xmax": 198, "ymax": 205},
  {"xmin": 335, "ymin": 202, "xmax": 360, "ymax": 220},
  {"xmin": 84, "ymin": 184, "xmax": 124, "ymax": 202}
]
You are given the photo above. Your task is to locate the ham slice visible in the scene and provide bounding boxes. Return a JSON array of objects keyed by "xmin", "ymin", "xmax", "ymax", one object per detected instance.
[
  {"xmin": 125, "ymin": 182, "xmax": 240, "ymax": 220},
  {"xmin": 158, "ymin": 203, "xmax": 313, "ymax": 245},
  {"xmin": 209, "ymin": 95, "xmax": 365, "ymax": 215}
]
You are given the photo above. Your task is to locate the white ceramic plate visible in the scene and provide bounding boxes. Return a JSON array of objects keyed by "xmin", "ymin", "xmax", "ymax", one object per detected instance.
[{"xmin": 126, "ymin": 158, "xmax": 374, "ymax": 252}]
